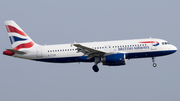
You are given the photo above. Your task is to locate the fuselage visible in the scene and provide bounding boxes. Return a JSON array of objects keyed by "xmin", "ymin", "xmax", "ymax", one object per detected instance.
[
  {"xmin": 10, "ymin": 38, "xmax": 177, "ymax": 63},
  {"xmin": 3, "ymin": 20, "xmax": 177, "ymax": 72}
]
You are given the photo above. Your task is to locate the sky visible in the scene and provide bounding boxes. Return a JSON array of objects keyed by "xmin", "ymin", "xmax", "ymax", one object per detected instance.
[{"xmin": 0, "ymin": 0, "xmax": 180, "ymax": 101}]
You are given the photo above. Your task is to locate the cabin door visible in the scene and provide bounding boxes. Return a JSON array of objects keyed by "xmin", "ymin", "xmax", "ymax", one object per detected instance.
[{"xmin": 36, "ymin": 47, "xmax": 42, "ymax": 58}]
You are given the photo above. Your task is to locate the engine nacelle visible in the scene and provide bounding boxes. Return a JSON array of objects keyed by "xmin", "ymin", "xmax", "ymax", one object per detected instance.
[{"xmin": 101, "ymin": 53, "xmax": 126, "ymax": 66}]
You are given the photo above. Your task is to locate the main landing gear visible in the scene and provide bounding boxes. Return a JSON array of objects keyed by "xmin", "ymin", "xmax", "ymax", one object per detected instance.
[
  {"xmin": 152, "ymin": 57, "xmax": 157, "ymax": 67},
  {"xmin": 92, "ymin": 57, "xmax": 101, "ymax": 72},
  {"xmin": 92, "ymin": 65, "xmax": 99, "ymax": 72}
]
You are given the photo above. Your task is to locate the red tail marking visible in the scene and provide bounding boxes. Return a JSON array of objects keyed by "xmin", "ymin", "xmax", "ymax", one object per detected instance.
[
  {"xmin": 5, "ymin": 25, "xmax": 27, "ymax": 36},
  {"xmin": 3, "ymin": 50, "xmax": 15, "ymax": 56},
  {"xmin": 13, "ymin": 42, "xmax": 34, "ymax": 50},
  {"xmin": 5, "ymin": 25, "xmax": 10, "ymax": 33}
]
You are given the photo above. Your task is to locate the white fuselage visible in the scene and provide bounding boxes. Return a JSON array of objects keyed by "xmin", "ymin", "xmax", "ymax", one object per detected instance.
[
  {"xmin": 4, "ymin": 20, "xmax": 177, "ymax": 72},
  {"xmin": 13, "ymin": 38, "xmax": 177, "ymax": 63}
]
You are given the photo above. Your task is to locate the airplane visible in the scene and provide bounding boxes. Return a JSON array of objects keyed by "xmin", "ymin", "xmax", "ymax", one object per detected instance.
[{"xmin": 3, "ymin": 20, "xmax": 177, "ymax": 72}]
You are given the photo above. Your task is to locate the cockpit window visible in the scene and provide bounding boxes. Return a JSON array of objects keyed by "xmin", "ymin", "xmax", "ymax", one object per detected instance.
[{"xmin": 162, "ymin": 42, "xmax": 170, "ymax": 45}]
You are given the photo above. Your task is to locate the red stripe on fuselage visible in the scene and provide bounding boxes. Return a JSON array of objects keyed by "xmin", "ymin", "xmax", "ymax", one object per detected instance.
[
  {"xmin": 14, "ymin": 41, "xmax": 34, "ymax": 50},
  {"xmin": 5, "ymin": 25, "xmax": 27, "ymax": 36},
  {"xmin": 139, "ymin": 41, "xmax": 159, "ymax": 43}
]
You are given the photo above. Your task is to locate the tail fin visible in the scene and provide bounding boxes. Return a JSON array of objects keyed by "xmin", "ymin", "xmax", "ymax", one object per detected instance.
[{"xmin": 5, "ymin": 20, "xmax": 39, "ymax": 50}]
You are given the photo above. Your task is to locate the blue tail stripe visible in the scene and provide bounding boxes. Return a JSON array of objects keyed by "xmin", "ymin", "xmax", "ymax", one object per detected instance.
[
  {"xmin": 13, "ymin": 36, "xmax": 27, "ymax": 42},
  {"xmin": 9, "ymin": 37, "xmax": 13, "ymax": 44},
  {"xmin": 9, "ymin": 36, "xmax": 27, "ymax": 44}
]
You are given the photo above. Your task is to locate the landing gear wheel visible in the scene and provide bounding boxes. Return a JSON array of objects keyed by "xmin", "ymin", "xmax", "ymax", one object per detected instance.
[
  {"xmin": 153, "ymin": 63, "xmax": 157, "ymax": 67},
  {"xmin": 92, "ymin": 65, "xmax": 99, "ymax": 72},
  {"xmin": 152, "ymin": 57, "xmax": 157, "ymax": 67}
]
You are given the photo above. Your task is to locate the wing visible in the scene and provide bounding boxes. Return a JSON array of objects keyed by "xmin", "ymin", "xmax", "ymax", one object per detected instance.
[{"xmin": 73, "ymin": 43, "xmax": 106, "ymax": 59}]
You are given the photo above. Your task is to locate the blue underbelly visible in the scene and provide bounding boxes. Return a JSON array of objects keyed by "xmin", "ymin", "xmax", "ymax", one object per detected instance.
[
  {"xmin": 126, "ymin": 50, "xmax": 176, "ymax": 59},
  {"xmin": 35, "ymin": 56, "xmax": 94, "ymax": 63},
  {"xmin": 34, "ymin": 50, "xmax": 176, "ymax": 63}
]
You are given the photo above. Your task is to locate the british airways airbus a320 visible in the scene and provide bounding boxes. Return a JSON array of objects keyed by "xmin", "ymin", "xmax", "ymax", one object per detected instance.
[{"xmin": 3, "ymin": 20, "xmax": 177, "ymax": 72}]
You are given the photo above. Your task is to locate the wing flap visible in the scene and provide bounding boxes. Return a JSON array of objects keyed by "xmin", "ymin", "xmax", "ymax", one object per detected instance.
[
  {"xmin": 74, "ymin": 44, "xmax": 104, "ymax": 53},
  {"xmin": 73, "ymin": 43, "xmax": 106, "ymax": 59}
]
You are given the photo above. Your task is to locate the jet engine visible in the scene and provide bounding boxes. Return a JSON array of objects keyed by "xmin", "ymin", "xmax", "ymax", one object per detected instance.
[{"xmin": 101, "ymin": 53, "xmax": 126, "ymax": 66}]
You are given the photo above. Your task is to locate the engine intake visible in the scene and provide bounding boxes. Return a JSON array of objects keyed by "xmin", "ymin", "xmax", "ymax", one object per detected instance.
[{"xmin": 101, "ymin": 53, "xmax": 126, "ymax": 66}]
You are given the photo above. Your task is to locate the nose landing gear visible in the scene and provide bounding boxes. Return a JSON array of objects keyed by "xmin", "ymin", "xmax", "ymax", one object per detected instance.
[
  {"xmin": 152, "ymin": 57, "xmax": 157, "ymax": 67},
  {"xmin": 153, "ymin": 63, "xmax": 157, "ymax": 67}
]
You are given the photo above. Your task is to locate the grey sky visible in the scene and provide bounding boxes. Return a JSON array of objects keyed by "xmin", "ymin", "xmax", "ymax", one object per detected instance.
[{"xmin": 0, "ymin": 0, "xmax": 179, "ymax": 101}]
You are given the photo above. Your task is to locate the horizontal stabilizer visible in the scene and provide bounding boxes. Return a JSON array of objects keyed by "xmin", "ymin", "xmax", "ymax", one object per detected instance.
[{"xmin": 6, "ymin": 49, "xmax": 26, "ymax": 54}]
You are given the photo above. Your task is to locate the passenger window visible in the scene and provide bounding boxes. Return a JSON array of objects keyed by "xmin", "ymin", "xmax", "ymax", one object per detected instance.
[{"xmin": 164, "ymin": 42, "xmax": 169, "ymax": 45}]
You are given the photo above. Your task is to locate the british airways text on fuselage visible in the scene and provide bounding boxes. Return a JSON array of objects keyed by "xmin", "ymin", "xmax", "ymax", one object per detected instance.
[{"xmin": 118, "ymin": 45, "xmax": 149, "ymax": 51}]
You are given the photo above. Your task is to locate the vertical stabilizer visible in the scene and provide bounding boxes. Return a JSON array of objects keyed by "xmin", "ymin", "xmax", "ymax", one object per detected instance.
[{"xmin": 5, "ymin": 20, "xmax": 39, "ymax": 50}]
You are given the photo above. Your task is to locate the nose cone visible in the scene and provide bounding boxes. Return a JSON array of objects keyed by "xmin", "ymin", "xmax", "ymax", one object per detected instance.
[
  {"xmin": 172, "ymin": 45, "xmax": 177, "ymax": 50},
  {"xmin": 171, "ymin": 45, "xmax": 177, "ymax": 53}
]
